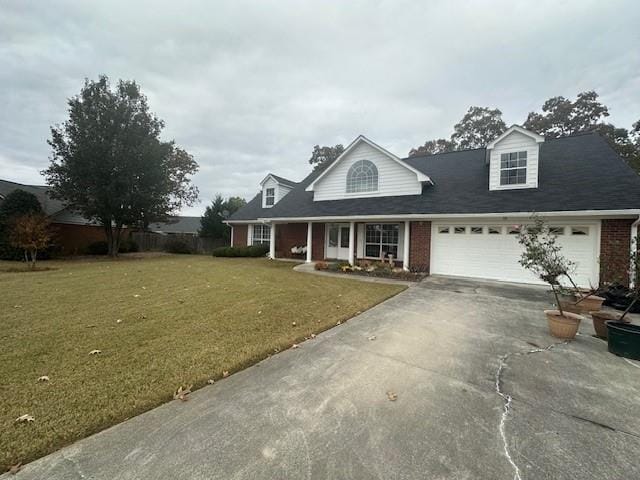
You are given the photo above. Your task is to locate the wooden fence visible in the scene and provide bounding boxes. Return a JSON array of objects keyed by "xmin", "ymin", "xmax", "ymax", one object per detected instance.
[{"xmin": 131, "ymin": 232, "xmax": 226, "ymax": 254}]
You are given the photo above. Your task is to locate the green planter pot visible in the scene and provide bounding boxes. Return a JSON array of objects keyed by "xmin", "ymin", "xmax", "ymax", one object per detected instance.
[{"xmin": 606, "ymin": 322, "xmax": 640, "ymax": 361}]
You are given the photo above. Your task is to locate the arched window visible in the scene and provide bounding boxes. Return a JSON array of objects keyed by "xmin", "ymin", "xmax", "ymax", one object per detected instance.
[{"xmin": 346, "ymin": 160, "xmax": 378, "ymax": 193}]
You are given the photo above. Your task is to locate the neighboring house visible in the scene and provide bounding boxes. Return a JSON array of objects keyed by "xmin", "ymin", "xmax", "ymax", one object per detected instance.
[
  {"xmin": 148, "ymin": 216, "xmax": 201, "ymax": 235},
  {"xmin": 0, "ymin": 179, "xmax": 106, "ymax": 255},
  {"xmin": 0, "ymin": 179, "xmax": 202, "ymax": 254},
  {"xmin": 228, "ymin": 126, "xmax": 640, "ymax": 287}
]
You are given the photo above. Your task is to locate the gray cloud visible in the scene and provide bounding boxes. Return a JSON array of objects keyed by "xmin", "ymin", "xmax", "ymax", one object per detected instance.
[{"xmin": 1, "ymin": 0, "xmax": 638, "ymax": 215}]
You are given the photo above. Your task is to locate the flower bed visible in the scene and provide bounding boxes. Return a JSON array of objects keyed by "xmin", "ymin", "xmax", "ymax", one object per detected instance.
[{"xmin": 315, "ymin": 260, "xmax": 425, "ymax": 282}]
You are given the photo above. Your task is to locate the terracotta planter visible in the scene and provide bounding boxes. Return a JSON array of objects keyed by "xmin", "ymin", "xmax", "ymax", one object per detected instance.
[
  {"xmin": 559, "ymin": 300, "xmax": 582, "ymax": 315},
  {"xmin": 544, "ymin": 309, "xmax": 584, "ymax": 339},
  {"xmin": 589, "ymin": 311, "xmax": 621, "ymax": 339},
  {"xmin": 574, "ymin": 294, "xmax": 605, "ymax": 314}
]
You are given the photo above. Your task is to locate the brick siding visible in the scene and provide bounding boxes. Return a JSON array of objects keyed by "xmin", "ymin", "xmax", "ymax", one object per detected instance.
[
  {"xmin": 232, "ymin": 225, "xmax": 248, "ymax": 247},
  {"xmin": 275, "ymin": 223, "xmax": 308, "ymax": 258},
  {"xmin": 409, "ymin": 221, "xmax": 431, "ymax": 273},
  {"xmin": 600, "ymin": 219, "xmax": 634, "ymax": 285},
  {"xmin": 312, "ymin": 223, "xmax": 325, "ymax": 260}
]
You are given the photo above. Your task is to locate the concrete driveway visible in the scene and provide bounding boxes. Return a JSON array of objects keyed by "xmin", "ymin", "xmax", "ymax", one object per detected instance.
[{"xmin": 7, "ymin": 276, "xmax": 640, "ymax": 479}]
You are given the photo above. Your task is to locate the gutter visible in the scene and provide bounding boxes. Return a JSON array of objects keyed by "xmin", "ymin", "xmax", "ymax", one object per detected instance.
[{"xmin": 250, "ymin": 209, "xmax": 640, "ymax": 223}]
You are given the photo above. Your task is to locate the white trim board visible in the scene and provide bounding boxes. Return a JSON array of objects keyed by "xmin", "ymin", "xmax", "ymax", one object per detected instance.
[{"xmin": 250, "ymin": 209, "xmax": 640, "ymax": 223}]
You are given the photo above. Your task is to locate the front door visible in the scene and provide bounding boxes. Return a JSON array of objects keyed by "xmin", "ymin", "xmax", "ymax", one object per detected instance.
[{"xmin": 326, "ymin": 223, "xmax": 350, "ymax": 260}]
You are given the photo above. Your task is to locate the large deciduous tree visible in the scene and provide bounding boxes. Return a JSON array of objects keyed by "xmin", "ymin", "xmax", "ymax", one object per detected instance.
[
  {"xmin": 199, "ymin": 195, "xmax": 246, "ymax": 242},
  {"xmin": 309, "ymin": 144, "xmax": 344, "ymax": 170},
  {"xmin": 44, "ymin": 76, "xmax": 199, "ymax": 256},
  {"xmin": 524, "ymin": 91, "xmax": 640, "ymax": 172},
  {"xmin": 450, "ymin": 106, "xmax": 507, "ymax": 149},
  {"xmin": 408, "ymin": 106, "xmax": 506, "ymax": 156}
]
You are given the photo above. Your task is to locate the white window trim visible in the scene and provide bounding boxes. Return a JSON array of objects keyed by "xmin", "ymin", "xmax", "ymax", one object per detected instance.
[
  {"xmin": 363, "ymin": 223, "xmax": 401, "ymax": 260},
  {"xmin": 251, "ymin": 224, "xmax": 271, "ymax": 246}
]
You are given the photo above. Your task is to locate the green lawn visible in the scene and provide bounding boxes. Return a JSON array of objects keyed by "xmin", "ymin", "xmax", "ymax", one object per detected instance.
[{"xmin": 0, "ymin": 255, "xmax": 405, "ymax": 470}]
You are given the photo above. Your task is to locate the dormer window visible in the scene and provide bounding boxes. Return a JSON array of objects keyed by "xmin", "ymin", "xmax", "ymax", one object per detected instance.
[
  {"xmin": 346, "ymin": 160, "xmax": 378, "ymax": 193},
  {"xmin": 500, "ymin": 151, "xmax": 527, "ymax": 186},
  {"xmin": 265, "ymin": 188, "xmax": 275, "ymax": 206}
]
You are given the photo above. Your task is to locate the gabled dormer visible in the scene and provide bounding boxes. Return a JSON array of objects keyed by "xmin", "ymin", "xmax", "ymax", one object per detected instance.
[
  {"xmin": 487, "ymin": 125, "xmax": 544, "ymax": 191},
  {"xmin": 305, "ymin": 135, "xmax": 432, "ymax": 201},
  {"xmin": 260, "ymin": 173, "xmax": 297, "ymax": 208}
]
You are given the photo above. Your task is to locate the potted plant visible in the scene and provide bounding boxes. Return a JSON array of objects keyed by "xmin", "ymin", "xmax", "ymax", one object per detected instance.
[
  {"xmin": 605, "ymin": 234, "xmax": 640, "ymax": 359},
  {"xmin": 518, "ymin": 217, "xmax": 585, "ymax": 339}
]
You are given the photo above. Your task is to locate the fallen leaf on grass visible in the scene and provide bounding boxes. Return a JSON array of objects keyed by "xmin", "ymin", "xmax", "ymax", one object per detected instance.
[
  {"xmin": 15, "ymin": 414, "xmax": 34, "ymax": 423},
  {"xmin": 310, "ymin": 333, "xmax": 316, "ymax": 339},
  {"xmin": 89, "ymin": 349, "xmax": 102, "ymax": 355},
  {"xmin": 37, "ymin": 375, "xmax": 50, "ymax": 383},
  {"xmin": 133, "ymin": 294, "xmax": 140, "ymax": 298},
  {"xmin": 207, "ymin": 379, "xmax": 215, "ymax": 385},
  {"xmin": 291, "ymin": 321, "xmax": 297, "ymax": 327},
  {"xmin": 116, "ymin": 319, "xmax": 122, "ymax": 324},
  {"xmin": 291, "ymin": 344, "xmax": 299, "ymax": 349},
  {"xmin": 368, "ymin": 336, "xmax": 377, "ymax": 341},
  {"xmin": 8, "ymin": 463, "xmax": 22, "ymax": 474},
  {"xmin": 386, "ymin": 391, "xmax": 398, "ymax": 401},
  {"xmin": 336, "ymin": 321, "xmax": 342, "ymax": 325},
  {"xmin": 173, "ymin": 385, "xmax": 192, "ymax": 401},
  {"xmin": 222, "ymin": 371, "xmax": 230, "ymax": 378}
]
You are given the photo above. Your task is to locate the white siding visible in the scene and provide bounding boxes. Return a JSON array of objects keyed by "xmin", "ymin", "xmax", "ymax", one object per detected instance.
[
  {"xmin": 262, "ymin": 178, "xmax": 292, "ymax": 208},
  {"xmin": 430, "ymin": 219, "xmax": 600, "ymax": 287},
  {"xmin": 489, "ymin": 131, "xmax": 539, "ymax": 191},
  {"xmin": 313, "ymin": 142, "xmax": 422, "ymax": 201}
]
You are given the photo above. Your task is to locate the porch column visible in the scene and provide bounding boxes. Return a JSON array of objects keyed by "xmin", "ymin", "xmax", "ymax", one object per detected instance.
[
  {"xmin": 348, "ymin": 221, "xmax": 355, "ymax": 265},
  {"xmin": 403, "ymin": 221, "xmax": 410, "ymax": 271},
  {"xmin": 230, "ymin": 226, "xmax": 234, "ymax": 247},
  {"xmin": 306, "ymin": 222, "xmax": 313, "ymax": 263},
  {"xmin": 269, "ymin": 223, "xmax": 276, "ymax": 259}
]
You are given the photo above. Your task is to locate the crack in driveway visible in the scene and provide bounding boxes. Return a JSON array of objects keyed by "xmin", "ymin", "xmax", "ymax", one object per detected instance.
[{"xmin": 494, "ymin": 342, "xmax": 567, "ymax": 480}]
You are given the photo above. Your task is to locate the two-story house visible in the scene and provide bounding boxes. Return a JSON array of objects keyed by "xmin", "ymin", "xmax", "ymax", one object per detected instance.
[{"xmin": 228, "ymin": 126, "xmax": 640, "ymax": 287}]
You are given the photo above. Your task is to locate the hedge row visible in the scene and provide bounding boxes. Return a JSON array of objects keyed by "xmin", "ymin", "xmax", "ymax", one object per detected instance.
[{"xmin": 212, "ymin": 245, "xmax": 269, "ymax": 257}]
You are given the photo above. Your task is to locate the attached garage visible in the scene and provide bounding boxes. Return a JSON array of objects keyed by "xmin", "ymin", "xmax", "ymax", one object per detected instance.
[{"xmin": 430, "ymin": 220, "xmax": 600, "ymax": 287}]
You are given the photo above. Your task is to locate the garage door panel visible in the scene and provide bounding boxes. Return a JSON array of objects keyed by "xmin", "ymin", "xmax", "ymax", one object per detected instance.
[{"xmin": 431, "ymin": 223, "xmax": 598, "ymax": 287}]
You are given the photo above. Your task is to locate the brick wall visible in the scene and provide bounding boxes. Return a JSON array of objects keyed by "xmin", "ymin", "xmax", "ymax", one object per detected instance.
[
  {"xmin": 409, "ymin": 221, "xmax": 431, "ymax": 273},
  {"xmin": 312, "ymin": 223, "xmax": 325, "ymax": 260},
  {"xmin": 600, "ymin": 219, "xmax": 634, "ymax": 285},
  {"xmin": 53, "ymin": 223, "xmax": 108, "ymax": 255},
  {"xmin": 276, "ymin": 223, "xmax": 308, "ymax": 258},
  {"xmin": 232, "ymin": 224, "xmax": 248, "ymax": 247}
]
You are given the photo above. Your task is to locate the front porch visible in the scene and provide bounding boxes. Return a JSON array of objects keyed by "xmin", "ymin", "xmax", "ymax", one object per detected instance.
[{"xmin": 259, "ymin": 221, "xmax": 432, "ymax": 272}]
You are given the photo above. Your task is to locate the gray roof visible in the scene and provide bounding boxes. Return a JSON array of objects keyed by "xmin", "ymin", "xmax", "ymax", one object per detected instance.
[
  {"xmin": 0, "ymin": 179, "xmax": 67, "ymax": 216},
  {"xmin": 148, "ymin": 216, "xmax": 201, "ymax": 234},
  {"xmin": 229, "ymin": 132, "xmax": 640, "ymax": 221},
  {"xmin": 268, "ymin": 174, "xmax": 298, "ymax": 188}
]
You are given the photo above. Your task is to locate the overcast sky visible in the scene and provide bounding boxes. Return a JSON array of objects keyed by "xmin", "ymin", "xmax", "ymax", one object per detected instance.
[{"xmin": 1, "ymin": 0, "xmax": 638, "ymax": 216}]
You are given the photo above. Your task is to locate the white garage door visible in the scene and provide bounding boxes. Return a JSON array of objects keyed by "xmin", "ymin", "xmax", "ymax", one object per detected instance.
[{"xmin": 430, "ymin": 222, "xmax": 600, "ymax": 287}]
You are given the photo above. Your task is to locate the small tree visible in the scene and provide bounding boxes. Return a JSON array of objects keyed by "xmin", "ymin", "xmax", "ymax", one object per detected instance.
[
  {"xmin": 517, "ymin": 216, "xmax": 575, "ymax": 316},
  {"xmin": 0, "ymin": 189, "xmax": 44, "ymax": 260},
  {"xmin": 9, "ymin": 213, "xmax": 52, "ymax": 269}
]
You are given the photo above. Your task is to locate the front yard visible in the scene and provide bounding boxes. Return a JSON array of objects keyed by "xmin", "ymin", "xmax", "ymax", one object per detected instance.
[{"xmin": 0, "ymin": 255, "xmax": 404, "ymax": 470}]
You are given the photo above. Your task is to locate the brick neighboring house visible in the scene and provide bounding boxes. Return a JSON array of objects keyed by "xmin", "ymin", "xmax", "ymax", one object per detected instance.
[
  {"xmin": 0, "ymin": 179, "xmax": 202, "ymax": 255},
  {"xmin": 228, "ymin": 126, "xmax": 640, "ymax": 287},
  {"xmin": 0, "ymin": 179, "xmax": 109, "ymax": 255}
]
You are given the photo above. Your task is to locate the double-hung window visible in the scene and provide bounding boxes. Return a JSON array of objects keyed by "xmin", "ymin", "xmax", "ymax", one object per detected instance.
[
  {"xmin": 252, "ymin": 224, "xmax": 271, "ymax": 246},
  {"xmin": 365, "ymin": 223, "xmax": 399, "ymax": 259},
  {"xmin": 265, "ymin": 188, "xmax": 275, "ymax": 206},
  {"xmin": 500, "ymin": 151, "xmax": 527, "ymax": 185}
]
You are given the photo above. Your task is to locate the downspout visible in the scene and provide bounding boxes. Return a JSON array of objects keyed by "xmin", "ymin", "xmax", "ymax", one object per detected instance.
[{"xmin": 630, "ymin": 215, "xmax": 640, "ymax": 288}]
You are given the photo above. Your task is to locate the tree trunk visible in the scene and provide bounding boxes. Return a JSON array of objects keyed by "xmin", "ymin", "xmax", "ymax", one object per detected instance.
[
  {"xmin": 112, "ymin": 224, "xmax": 124, "ymax": 256},
  {"xmin": 104, "ymin": 222, "xmax": 117, "ymax": 257},
  {"xmin": 30, "ymin": 248, "xmax": 37, "ymax": 270}
]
